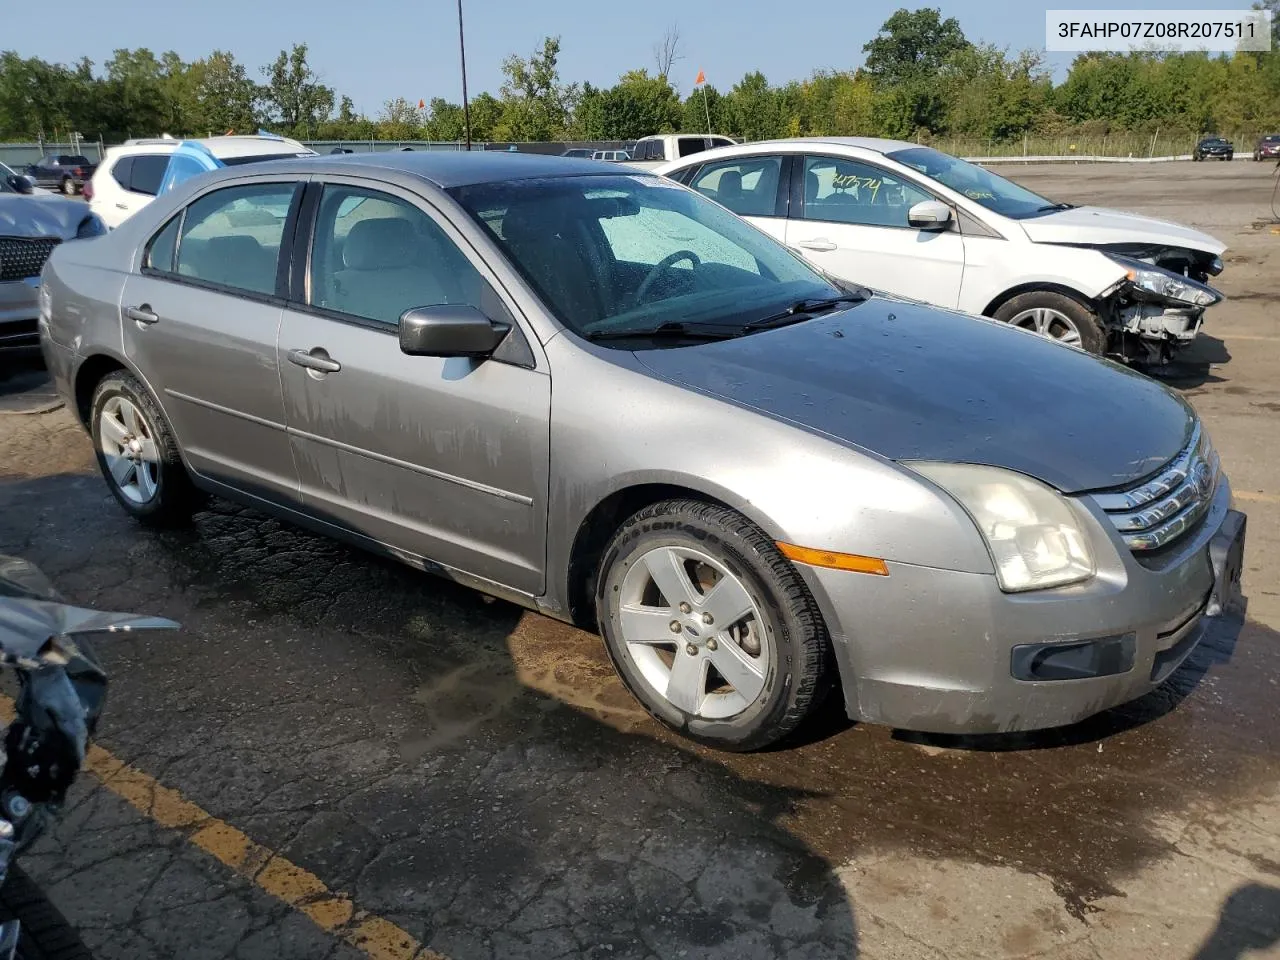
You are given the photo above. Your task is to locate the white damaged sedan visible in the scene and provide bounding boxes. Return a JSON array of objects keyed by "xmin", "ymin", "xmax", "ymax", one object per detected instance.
[{"xmin": 658, "ymin": 138, "xmax": 1225, "ymax": 365}]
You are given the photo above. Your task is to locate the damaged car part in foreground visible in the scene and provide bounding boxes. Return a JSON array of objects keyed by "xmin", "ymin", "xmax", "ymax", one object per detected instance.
[
  {"xmin": 0, "ymin": 554, "xmax": 178, "ymax": 958},
  {"xmin": 39, "ymin": 153, "xmax": 1247, "ymax": 750},
  {"xmin": 1095, "ymin": 249, "xmax": 1225, "ymax": 366}
]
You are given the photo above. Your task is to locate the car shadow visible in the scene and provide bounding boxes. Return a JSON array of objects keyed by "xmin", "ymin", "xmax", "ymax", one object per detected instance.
[
  {"xmin": 0, "ymin": 473, "xmax": 861, "ymax": 959},
  {"xmin": 1191, "ymin": 883, "xmax": 1280, "ymax": 959}
]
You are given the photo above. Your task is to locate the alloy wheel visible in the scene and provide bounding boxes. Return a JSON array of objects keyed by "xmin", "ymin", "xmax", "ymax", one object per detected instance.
[
  {"xmin": 616, "ymin": 545, "xmax": 770, "ymax": 719},
  {"xmin": 98, "ymin": 395, "xmax": 160, "ymax": 504},
  {"xmin": 1007, "ymin": 306, "xmax": 1084, "ymax": 347}
]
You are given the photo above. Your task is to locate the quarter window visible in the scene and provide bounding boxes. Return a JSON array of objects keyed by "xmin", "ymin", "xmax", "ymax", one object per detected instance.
[
  {"xmin": 110, "ymin": 157, "xmax": 134, "ymax": 190},
  {"xmin": 172, "ymin": 183, "xmax": 296, "ymax": 295},
  {"xmin": 801, "ymin": 155, "xmax": 934, "ymax": 229},
  {"xmin": 308, "ymin": 185, "xmax": 499, "ymax": 326},
  {"xmin": 688, "ymin": 156, "xmax": 783, "ymax": 217},
  {"xmin": 145, "ymin": 215, "xmax": 181, "ymax": 273}
]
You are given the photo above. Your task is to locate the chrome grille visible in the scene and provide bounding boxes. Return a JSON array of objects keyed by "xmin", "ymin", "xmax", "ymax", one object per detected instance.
[
  {"xmin": 1094, "ymin": 424, "xmax": 1218, "ymax": 552},
  {"xmin": 0, "ymin": 237, "xmax": 59, "ymax": 282}
]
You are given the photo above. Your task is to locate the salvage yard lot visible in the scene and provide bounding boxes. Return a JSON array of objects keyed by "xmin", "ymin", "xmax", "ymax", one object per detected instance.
[{"xmin": 1, "ymin": 160, "xmax": 1279, "ymax": 960}]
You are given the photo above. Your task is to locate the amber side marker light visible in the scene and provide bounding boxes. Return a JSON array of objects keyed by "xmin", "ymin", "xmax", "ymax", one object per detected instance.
[{"xmin": 776, "ymin": 542, "xmax": 890, "ymax": 576}]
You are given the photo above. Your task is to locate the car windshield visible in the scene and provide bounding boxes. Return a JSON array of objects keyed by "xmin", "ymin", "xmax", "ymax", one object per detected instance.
[
  {"xmin": 1263, "ymin": 135, "xmax": 1280, "ymax": 143},
  {"xmin": 449, "ymin": 174, "xmax": 844, "ymax": 345},
  {"xmin": 885, "ymin": 146, "xmax": 1058, "ymax": 219}
]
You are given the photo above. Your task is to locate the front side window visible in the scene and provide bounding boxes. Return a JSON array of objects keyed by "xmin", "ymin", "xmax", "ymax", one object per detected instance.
[
  {"xmin": 688, "ymin": 156, "xmax": 783, "ymax": 218},
  {"xmin": 309, "ymin": 185, "xmax": 498, "ymax": 326},
  {"xmin": 172, "ymin": 183, "xmax": 296, "ymax": 295},
  {"xmin": 450, "ymin": 174, "xmax": 841, "ymax": 344},
  {"xmin": 802, "ymin": 155, "xmax": 934, "ymax": 229},
  {"xmin": 885, "ymin": 146, "xmax": 1057, "ymax": 220}
]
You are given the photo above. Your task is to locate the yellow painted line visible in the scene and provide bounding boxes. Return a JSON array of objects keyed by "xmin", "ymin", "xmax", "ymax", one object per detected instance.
[
  {"xmin": 1236, "ymin": 490, "xmax": 1280, "ymax": 505},
  {"xmin": 0, "ymin": 695, "xmax": 445, "ymax": 960}
]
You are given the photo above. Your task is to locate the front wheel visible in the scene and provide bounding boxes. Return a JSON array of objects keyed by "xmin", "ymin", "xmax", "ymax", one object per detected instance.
[
  {"xmin": 0, "ymin": 866, "xmax": 93, "ymax": 960},
  {"xmin": 992, "ymin": 291, "xmax": 1107, "ymax": 355},
  {"xmin": 596, "ymin": 499, "xmax": 831, "ymax": 751},
  {"xmin": 59, "ymin": 179, "xmax": 75, "ymax": 196}
]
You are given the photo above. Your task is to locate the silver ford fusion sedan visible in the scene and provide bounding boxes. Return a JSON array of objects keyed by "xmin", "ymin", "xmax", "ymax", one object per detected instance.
[{"xmin": 37, "ymin": 152, "xmax": 1246, "ymax": 750}]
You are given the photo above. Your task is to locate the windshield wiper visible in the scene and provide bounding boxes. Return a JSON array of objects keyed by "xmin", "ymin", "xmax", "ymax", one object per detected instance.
[
  {"xmin": 584, "ymin": 321, "xmax": 738, "ymax": 341},
  {"xmin": 743, "ymin": 293, "xmax": 868, "ymax": 331},
  {"xmin": 1035, "ymin": 202, "xmax": 1076, "ymax": 212}
]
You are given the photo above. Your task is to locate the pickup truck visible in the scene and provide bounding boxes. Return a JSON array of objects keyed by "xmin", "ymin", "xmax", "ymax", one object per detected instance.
[{"xmin": 623, "ymin": 134, "xmax": 737, "ymax": 170}]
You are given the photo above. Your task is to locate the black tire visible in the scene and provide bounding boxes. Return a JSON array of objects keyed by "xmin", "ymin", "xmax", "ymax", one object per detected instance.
[
  {"xmin": 0, "ymin": 865, "xmax": 93, "ymax": 960},
  {"xmin": 90, "ymin": 370, "xmax": 202, "ymax": 526},
  {"xmin": 596, "ymin": 499, "xmax": 831, "ymax": 751},
  {"xmin": 992, "ymin": 290, "xmax": 1107, "ymax": 355},
  {"xmin": 59, "ymin": 178, "xmax": 75, "ymax": 196}
]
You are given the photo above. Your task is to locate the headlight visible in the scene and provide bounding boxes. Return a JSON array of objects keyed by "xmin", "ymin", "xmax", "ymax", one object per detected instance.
[
  {"xmin": 908, "ymin": 462, "xmax": 1095, "ymax": 592},
  {"xmin": 1107, "ymin": 254, "xmax": 1219, "ymax": 307},
  {"xmin": 75, "ymin": 214, "xmax": 107, "ymax": 239}
]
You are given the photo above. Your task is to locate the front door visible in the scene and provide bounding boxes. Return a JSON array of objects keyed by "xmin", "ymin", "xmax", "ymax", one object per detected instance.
[
  {"xmin": 785, "ymin": 154, "xmax": 965, "ymax": 307},
  {"xmin": 120, "ymin": 180, "xmax": 301, "ymax": 500},
  {"xmin": 277, "ymin": 180, "xmax": 550, "ymax": 595}
]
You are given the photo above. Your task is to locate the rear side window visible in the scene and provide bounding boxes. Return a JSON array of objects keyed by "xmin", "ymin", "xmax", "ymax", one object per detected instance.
[
  {"xmin": 129, "ymin": 155, "xmax": 169, "ymax": 196},
  {"xmin": 168, "ymin": 183, "xmax": 297, "ymax": 296},
  {"xmin": 110, "ymin": 157, "xmax": 135, "ymax": 190},
  {"xmin": 689, "ymin": 156, "xmax": 784, "ymax": 217},
  {"xmin": 61, "ymin": 156, "xmax": 91, "ymax": 166},
  {"xmin": 677, "ymin": 138, "xmax": 708, "ymax": 158}
]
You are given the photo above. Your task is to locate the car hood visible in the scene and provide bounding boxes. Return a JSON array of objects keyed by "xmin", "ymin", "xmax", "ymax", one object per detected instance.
[
  {"xmin": 633, "ymin": 298, "xmax": 1194, "ymax": 494},
  {"xmin": 1019, "ymin": 205, "xmax": 1226, "ymax": 256},
  {"xmin": 0, "ymin": 195, "xmax": 87, "ymax": 240}
]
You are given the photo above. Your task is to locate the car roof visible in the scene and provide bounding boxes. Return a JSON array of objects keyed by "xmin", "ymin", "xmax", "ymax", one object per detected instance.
[
  {"xmin": 108, "ymin": 135, "xmax": 312, "ymax": 160},
  {"xmin": 232, "ymin": 151, "xmax": 627, "ymax": 189}
]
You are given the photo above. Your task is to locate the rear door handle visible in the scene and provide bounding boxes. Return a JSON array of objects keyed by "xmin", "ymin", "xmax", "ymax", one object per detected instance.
[
  {"xmin": 125, "ymin": 305, "xmax": 158, "ymax": 325},
  {"xmin": 794, "ymin": 239, "xmax": 837, "ymax": 252},
  {"xmin": 288, "ymin": 348, "xmax": 342, "ymax": 374}
]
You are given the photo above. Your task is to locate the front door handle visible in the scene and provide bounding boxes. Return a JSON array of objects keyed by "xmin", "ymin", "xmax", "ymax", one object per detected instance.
[
  {"xmin": 288, "ymin": 348, "xmax": 342, "ymax": 374},
  {"xmin": 794, "ymin": 239, "xmax": 837, "ymax": 252},
  {"xmin": 125, "ymin": 305, "xmax": 159, "ymax": 325}
]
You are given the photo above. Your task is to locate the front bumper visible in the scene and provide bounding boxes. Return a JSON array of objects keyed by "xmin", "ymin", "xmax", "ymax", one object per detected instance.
[
  {"xmin": 797, "ymin": 476, "xmax": 1243, "ymax": 734},
  {"xmin": 0, "ymin": 279, "xmax": 41, "ymax": 351}
]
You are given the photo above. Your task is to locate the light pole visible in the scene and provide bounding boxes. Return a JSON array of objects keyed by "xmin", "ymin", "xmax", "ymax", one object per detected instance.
[{"xmin": 457, "ymin": 0, "xmax": 472, "ymax": 151}]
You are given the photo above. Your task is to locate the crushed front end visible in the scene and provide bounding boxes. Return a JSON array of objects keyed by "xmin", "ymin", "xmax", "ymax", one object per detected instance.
[{"xmin": 1095, "ymin": 244, "xmax": 1224, "ymax": 365}]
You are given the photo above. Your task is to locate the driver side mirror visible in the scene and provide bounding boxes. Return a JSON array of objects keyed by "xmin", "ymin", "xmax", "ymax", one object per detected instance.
[
  {"xmin": 5, "ymin": 174, "xmax": 34, "ymax": 195},
  {"xmin": 907, "ymin": 200, "xmax": 952, "ymax": 230},
  {"xmin": 399, "ymin": 304, "xmax": 511, "ymax": 358}
]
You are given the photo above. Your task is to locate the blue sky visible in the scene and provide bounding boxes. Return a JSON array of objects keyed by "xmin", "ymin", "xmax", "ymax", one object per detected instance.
[{"xmin": 7, "ymin": 0, "xmax": 1257, "ymax": 114}]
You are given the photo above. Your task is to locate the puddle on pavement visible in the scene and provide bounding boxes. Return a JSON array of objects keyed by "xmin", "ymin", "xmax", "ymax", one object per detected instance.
[{"xmin": 2, "ymin": 470, "xmax": 1279, "ymax": 924}]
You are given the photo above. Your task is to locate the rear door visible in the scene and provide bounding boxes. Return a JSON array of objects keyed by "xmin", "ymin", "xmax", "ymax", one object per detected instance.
[
  {"xmin": 120, "ymin": 178, "xmax": 303, "ymax": 501},
  {"xmin": 784, "ymin": 153, "xmax": 965, "ymax": 306},
  {"xmin": 112, "ymin": 153, "xmax": 169, "ymax": 224},
  {"xmin": 276, "ymin": 178, "xmax": 550, "ymax": 594},
  {"xmin": 683, "ymin": 154, "xmax": 790, "ymax": 244}
]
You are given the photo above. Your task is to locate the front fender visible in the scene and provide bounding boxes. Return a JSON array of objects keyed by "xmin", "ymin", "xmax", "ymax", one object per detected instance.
[{"xmin": 542, "ymin": 340, "xmax": 993, "ymax": 613}]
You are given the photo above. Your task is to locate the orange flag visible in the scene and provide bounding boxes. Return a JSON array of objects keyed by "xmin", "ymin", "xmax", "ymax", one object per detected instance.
[
  {"xmin": 695, "ymin": 69, "xmax": 706, "ymax": 86},
  {"xmin": 417, "ymin": 99, "xmax": 425, "ymax": 109}
]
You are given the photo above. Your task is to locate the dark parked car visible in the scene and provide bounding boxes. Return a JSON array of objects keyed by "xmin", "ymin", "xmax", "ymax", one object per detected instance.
[
  {"xmin": 1253, "ymin": 134, "xmax": 1280, "ymax": 162},
  {"xmin": 23, "ymin": 155, "xmax": 97, "ymax": 195},
  {"xmin": 1193, "ymin": 138, "xmax": 1234, "ymax": 161},
  {"xmin": 560, "ymin": 148, "xmax": 594, "ymax": 159}
]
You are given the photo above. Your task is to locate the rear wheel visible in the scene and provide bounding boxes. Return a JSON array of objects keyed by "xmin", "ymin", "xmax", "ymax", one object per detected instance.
[
  {"xmin": 90, "ymin": 370, "xmax": 202, "ymax": 526},
  {"xmin": 596, "ymin": 499, "xmax": 831, "ymax": 751},
  {"xmin": 0, "ymin": 865, "xmax": 93, "ymax": 960},
  {"xmin": 59, "ymin": 178, "xmax": 75, "ymax": 196}
]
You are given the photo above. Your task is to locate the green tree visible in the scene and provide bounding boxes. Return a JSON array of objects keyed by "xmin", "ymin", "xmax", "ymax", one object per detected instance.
[
  {"xmin": 190, "ymin": 51, "xmax": 259, "ymax": 135},
  {"xmin": 261, "ymin": 44, "xmax": 335, "ymax": 136},
  {"xmin": 863, "ymin": 8, "xmax": 970, "ymax": 85},
  {"xmin": 497, "ymin": 36, "xmax": 577, "ymax": 140}
]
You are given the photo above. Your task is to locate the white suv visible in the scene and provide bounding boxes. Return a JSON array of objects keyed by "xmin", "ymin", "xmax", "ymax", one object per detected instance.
[{"xmin": 89, "ymin": 134, "xmax": 314, "ymax": 229}]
